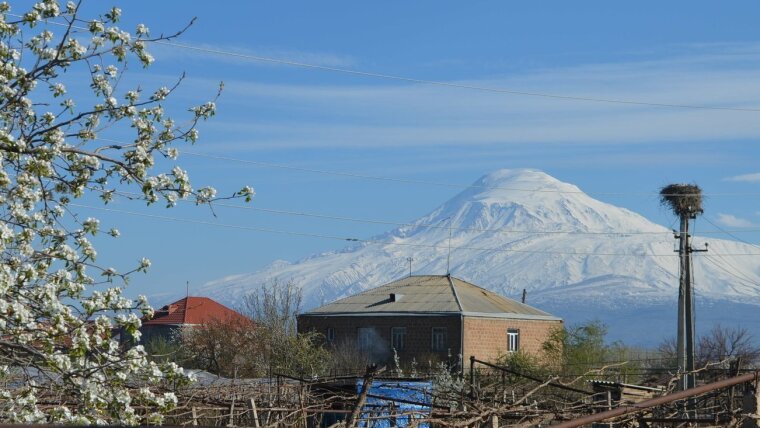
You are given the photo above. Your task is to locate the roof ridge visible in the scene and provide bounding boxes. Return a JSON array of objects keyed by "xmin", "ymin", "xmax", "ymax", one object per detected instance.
[{"xmin": 447, "ymin": 274, "xmax": 463, "ymax": 312}]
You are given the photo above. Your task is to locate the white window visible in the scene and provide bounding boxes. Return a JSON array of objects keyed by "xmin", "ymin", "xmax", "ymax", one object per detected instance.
[
  {"xmin": 431, "ymin": 327, "xmax": 447, "ymax": 351},
  {"xmin": 507, "ymin": 328, "xmax": 520, "ymax": 352},
  {"xmin": 326, "ymin": 327, "xmax": 335, "ymax": 343},
  {"xmin": 391, "ymin": 327, "xmax": 406, "ymax": 351},
  {"xmin": 357, "ymin": 327, "xmax": 374, "ymax": 350}
]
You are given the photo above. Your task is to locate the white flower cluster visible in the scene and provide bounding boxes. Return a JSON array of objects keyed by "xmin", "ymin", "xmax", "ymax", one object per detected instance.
[{"xmin": 0, "ymin": 1, "xmax": 258, "ymax": 424}]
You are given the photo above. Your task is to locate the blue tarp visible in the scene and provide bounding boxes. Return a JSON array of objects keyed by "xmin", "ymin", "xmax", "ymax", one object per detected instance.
[{"xmin": 356, "ymin": 379, "xmax": 433, "ymax": 428}]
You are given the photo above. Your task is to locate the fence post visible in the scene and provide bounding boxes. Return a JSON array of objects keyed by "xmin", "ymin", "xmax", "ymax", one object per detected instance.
[
  {"xmin": 346, "ymin": 364, "xmax": 379, "ymax": 428},
  {"xmin": 227, "ymin": 401, "xmax": 235, "ymax": 427},
  {"xmin": 469, "ymin": 356, "xmax": 476, "ymax": 400},
  {"xmin": 248, "ymin": 398, "xmax": 261, "ymax": 428},
  {"xmin": 743, "ymin": 378, "xmax": 760, "ymax": 428}
]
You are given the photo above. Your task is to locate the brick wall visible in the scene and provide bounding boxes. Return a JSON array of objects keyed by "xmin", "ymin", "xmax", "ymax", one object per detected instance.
[
  {"xmin": 462, "ymin": 317, "xmax": 562, "ymax": 362},
  {"xmin": 298, "ymin": 314, "xmax": 563, "ymax": 365},
  {"xmin": 298, "ymin": 315, "xmax": 462, "ymax": 365}
]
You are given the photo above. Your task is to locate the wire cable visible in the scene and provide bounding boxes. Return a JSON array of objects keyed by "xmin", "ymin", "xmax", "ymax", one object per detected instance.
[
  {"xmin": 702, "ymin": 216, "xmax": 760, "ymax": 251},
  {"xmin": 15, "ymin": 13, "xmax": 760, "ymax": 113},
  {"xmin": 68, "ymin": 203, "xmax": 760, "ymax": 257},
  {"xmin": 151, "ymin": 40, "xmax": 760, "ymax": 113},
  {"xmin": 90, "ymin": 138, "xmax": 760, "ymax": 199},
  {"xmin": 180, "ymin": 150, "xmax": 760, "ymax": 198},
  {"xmin": 700, "ymin": 255, "xmax": 760, "ymax": 289},
  {"xmin": 95, "ymin": 188, "xmax": 760, "ymax": 243}
]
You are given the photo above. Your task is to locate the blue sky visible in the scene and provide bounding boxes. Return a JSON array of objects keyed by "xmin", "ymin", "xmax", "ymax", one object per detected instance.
[{"xmin": 54, "ymin": 1, "xmax": 760, "ymax": 303}]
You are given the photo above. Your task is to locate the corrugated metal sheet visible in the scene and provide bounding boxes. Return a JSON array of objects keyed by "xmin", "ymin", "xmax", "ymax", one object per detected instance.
[
  {"xmin": 303, "ymin": 275, "xmax": 559, "ymax": 320},
  {"xmin": 451, "ymin": 277, "xmax": 552, "ymax": 316},
  {"xmin": 357, "ymin": 379, "xmax": 432, "ymax": 428}
]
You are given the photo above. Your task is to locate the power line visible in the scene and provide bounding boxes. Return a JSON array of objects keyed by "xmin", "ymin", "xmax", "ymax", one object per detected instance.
[
  {"xmin": 16, "ymin": 13, "xmax": 760, "ymax": 113},
  {"xmin": 150, "ymin": 41, "xmax": 760, "ymax": 113},
  {"xmin": 181, "ymin": 150, "xmax": 760, "ymax": 198},
  {"xmin": 214, "ymin": 201, "xmax": 760, "ymax": 236},
  {"xmin": 103, "ymin": 188, "xmax": 760, "ymax": 237},
  {"xmin": 700, "ymin": 255, "xmax": 760, "ymax": 289},
  {"xmin": 182, "ymin": 150, "xmax": 597, "ymax": 194},
  {"xmin": 68, "ymin": 203, "xmax": 760, "ymax": 257},
  {"xmin": 702, "ymin": 216, "xmax": 760, "ymax": 251}
]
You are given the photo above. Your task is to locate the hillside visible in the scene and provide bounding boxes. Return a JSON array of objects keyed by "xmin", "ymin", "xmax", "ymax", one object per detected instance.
[{"xmin": 197, "ymin": 169, "xmax": 760, "ymax": 345}]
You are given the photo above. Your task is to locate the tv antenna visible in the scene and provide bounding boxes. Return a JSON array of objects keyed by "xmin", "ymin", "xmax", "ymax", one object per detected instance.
[{"xmin": 446, "ymin": 217, "xmax": 453, "ymax": 274}]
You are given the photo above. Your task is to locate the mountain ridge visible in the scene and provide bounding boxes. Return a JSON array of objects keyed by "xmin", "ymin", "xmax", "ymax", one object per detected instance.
[{"xmin": 196, "ymin": 169, "xmax": 760, "ymax": 345}]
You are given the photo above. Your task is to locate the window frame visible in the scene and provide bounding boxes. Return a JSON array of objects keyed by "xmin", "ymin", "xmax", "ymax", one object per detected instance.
[
  {"xmin": 357, "ymin": 327, "xmax": 374, "ymax": 350},
  {"xmin": 391, "ymin": 326, "xmax": 407, "ymax": 351},
  {"xmin": 431, "ymin": 327, "xmax": 447, "ymax": 352},
  {"xmin": 326, "ymin": 327, "xmax": 335, "ymax": 343},
  {"xmin": 507, "ymin": 328, "xmax": 520, "ymax": 353}
]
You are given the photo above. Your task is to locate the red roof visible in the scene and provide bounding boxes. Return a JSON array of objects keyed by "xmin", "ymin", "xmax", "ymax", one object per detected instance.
[{"xmin": 143, "ymin": 296, "xmax": 249, "ymax": 326}]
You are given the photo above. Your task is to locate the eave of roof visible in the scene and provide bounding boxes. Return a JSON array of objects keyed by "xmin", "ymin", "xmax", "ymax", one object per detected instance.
[
  {"xmin": 298, "ymin": 311, "xmax": 561, "ymax": 321},
  {"xmin": 301, "ymin": 275, "xmax": 560, "ymax": 321}
]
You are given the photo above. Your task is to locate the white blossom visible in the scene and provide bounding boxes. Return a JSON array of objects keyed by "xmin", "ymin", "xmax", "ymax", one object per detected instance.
[{"xmin": 0, "ymin": 2, "xmax": 252, "ymax": 423}]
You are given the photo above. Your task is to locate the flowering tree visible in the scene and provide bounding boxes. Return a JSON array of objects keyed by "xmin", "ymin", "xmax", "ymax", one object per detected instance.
[{"xmin": 0, "ymin": 1, "xmax": 253, "ymax": 424}]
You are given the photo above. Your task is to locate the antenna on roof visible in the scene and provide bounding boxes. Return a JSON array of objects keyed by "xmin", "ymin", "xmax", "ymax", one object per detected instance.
[
  {"xmin": 446, "ymin": 217, "xmax": 453, "ymax": 275},
  {"xmin": 186, "ymin": 280, "xmax": 190, "ymax": 298}
]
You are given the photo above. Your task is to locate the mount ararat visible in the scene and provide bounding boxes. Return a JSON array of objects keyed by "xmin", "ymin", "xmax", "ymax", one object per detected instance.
[{"xmin": 197, "ymin": 169, "xmax": 760, "ymax": 345}]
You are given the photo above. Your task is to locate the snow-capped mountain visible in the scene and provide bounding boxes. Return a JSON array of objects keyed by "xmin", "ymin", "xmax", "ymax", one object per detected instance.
[{"xmin": 197, "ymin": 169, "xmax": 760, "ymax": 345}]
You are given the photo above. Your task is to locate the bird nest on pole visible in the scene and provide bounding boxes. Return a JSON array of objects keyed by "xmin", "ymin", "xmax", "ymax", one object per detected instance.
[{"xmin": 659, "ymin": 183, "xmax": 703, "ymax": 218}]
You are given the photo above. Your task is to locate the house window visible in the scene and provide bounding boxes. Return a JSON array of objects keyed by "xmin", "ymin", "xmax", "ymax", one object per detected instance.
[
  {"xmin": 507, "ymin": 329, "xmax": 520, "ymax": 353},
  {"xmin": 326, "ymin": 327, "xmax": 335, "ymax": 343},
  {"xmin": 357, "ymin": 327, "xmax": 374, "ymax": 350},
  {"xmin": 391, "ymin": 327, "xmax": 406, "ymax": 351},
  {"xmin": 431, "ymin": 327, "xmax": 447, "ymax": 352}
]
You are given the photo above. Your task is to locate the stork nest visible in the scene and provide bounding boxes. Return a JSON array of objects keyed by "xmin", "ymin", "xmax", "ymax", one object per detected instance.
[{"xmin": 659, "ymin": 183, "xmax": 703, "ymax": 217}]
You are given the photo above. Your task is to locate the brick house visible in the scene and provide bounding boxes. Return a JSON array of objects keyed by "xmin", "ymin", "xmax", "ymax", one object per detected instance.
[
  {"xmin": 139, "ymin": 296, "xmax": 250, "ymax": 344},
  {"xmin": 297, "ymin": 275, "xmax": 562, "ymax": 365}
]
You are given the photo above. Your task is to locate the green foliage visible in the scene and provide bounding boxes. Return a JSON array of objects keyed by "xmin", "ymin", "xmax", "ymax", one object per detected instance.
[
  {"xmin": 542, "ymin": 320, "xmax": 642, "ymax": 382},
  {"xmin": 273, "ymin": 331, "xmax": 331, "ymax": 378},
  {"xmin": 496, "ymin": 350, "xmax": 545, "ymax": 380}
]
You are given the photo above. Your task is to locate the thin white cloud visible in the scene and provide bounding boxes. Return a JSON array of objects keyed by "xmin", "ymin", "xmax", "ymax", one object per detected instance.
[
  {"xmin": 149, "ymin": 42, "xmax": 356, "ymax": 68},
  {"xmin": 725, "ymin": 173, "xmax": 760, "ymax": 183},
  {"xmin": 153, "ymin": 40, "xmax": 760, "ymax": 154},
  {"xmin": 715, "ymin": 214, "xmax": 759, "ymax": 228}
]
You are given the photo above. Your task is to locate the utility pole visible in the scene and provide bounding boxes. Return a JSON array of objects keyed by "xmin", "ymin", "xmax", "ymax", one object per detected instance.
[
  {"xmin": 675, "ymin": 215, "xmax": 708, "ymax": 392},
  {"xmin": 661, "ymin": 183, "xmax": 705, "ymax": 418},
  {"xmin": 675, "ymin": 213, "xmax": 695, "ymax": 393},
  {"xmin": 406, "ymin": 257, "xmax": 414, "ymax": 277}
]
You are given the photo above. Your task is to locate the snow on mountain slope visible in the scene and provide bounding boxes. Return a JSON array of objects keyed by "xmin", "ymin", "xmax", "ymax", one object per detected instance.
[{"xmin": 197, "ymin": 169, "xmax": 760, "ymax": 345}]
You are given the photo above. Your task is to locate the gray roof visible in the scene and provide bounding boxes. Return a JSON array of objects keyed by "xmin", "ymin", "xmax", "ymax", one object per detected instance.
[{"xmin": 302, "ymin": 275, "xmax": 561, "ymax": 321}]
